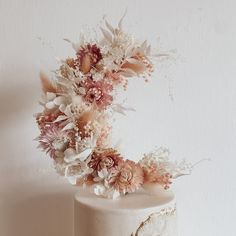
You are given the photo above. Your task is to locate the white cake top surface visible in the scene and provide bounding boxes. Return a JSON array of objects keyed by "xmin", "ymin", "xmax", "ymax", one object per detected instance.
[{"xmin": 75, "ymin": 187, "xmax": 175, "ymax": 212}]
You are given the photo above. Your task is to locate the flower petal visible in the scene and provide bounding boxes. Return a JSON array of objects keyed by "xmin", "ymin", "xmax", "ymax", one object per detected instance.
[
  {"xmin": 64, "ymin": 105, "xmax": 73, "ymax": 117},
  {"xmin": 53, "ymin": 115, "xmax": 67, "ymax": 123},
  {"xmin": 94, "ymin": 184, "xmax": 106, "ymax": 196},
  {"xmin": 46, "ymin": 92, "xmax": 56, "ymax": 101},
  {"xmin": 105, "ymin": 20, "xmax": 114, "ymax": 33},
  {"xmin": 46, "ymin": 101, "xmax": 56, "ymax": 109},
  {"xmin": 54, "ymin": 96, "xmax": 66, "ymax": 106},
  {"xmin": 100, "ymin": 27, "xmax": 113, "ymax": 43},
  {"xmin": 76, "ymin": 148, "xmax": 93, "ymax": 161},
  {"xmin": 64, "ymin": 148, "xmax": 77, "ymax": 163},
  {"xmin": 98, "ymin": 168, "xmax": 108, "ymax": 179},
  {"xmin": 59, "ymin": 104, "xmax": 66, "ymax": 113},
  {"xmin": 62, "ymin": 122, "xmax": 74, "ymax": 131}
]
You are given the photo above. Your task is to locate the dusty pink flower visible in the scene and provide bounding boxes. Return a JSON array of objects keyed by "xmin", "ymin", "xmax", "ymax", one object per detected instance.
[
  {"xmin": 79, "ymin": 78, "xmax": 113, "ymax": 109},
  {"xmin": 88, "ymin": 148, "xmax": 123, "ymax": 173},
  {"xmin": 142, "ymin": 164, "xmax": 173, "ymax": 189},
  {"xmin": 37, "ymin": 124, "xmax": 73, "ymax": 159},
  {"xmin": 76, "ymin": 44, "xmax": 102, "ymax": 74},
  {"xmin": 36, "ymin": 110, "xmax": 63, "ymax": 131},
  {"xmin": 106, "ymin": 160, "xmax": 144, "ymax": 194}
]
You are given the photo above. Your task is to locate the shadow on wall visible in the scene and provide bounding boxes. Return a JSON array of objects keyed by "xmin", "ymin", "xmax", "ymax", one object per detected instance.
[
  {"xmin": 3, "ymin": 191, "xmax": 74, "ymax": 236},
  {"xmin": 0, "ymin": 69, "xmax": 75, "ymax": 236},
  {"xmin": 0, "ymin": 70, "xmax": 40, "ymax": 127}
]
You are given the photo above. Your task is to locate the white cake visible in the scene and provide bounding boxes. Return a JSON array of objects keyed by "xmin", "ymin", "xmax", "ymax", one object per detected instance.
[{"xmin": 74, "ymin": 186, "xmax": 177, "ymax": 236}]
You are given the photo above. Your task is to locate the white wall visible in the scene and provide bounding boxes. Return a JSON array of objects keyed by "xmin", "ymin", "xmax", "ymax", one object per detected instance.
[{"xmin": 0, "ymin": 0, "xmax": 236, "ymax": 235}]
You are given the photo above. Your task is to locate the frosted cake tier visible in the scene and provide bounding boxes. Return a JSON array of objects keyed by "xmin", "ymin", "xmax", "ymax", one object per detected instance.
[{"xmin": 74, "ymin": 187, "xmax": 177, "ymax": 236}]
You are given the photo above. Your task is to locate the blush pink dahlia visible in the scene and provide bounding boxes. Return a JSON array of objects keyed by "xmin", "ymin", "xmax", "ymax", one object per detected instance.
[
  {"xmin": 79, "ymin": 78, "xmax": 113, "ymax": 109},
  {"xmin": 106, "ymin": 160, "xmax": 144, "ymax": 194},
  {"xmin": 36, "ymin": 110, "xmax": 63, "ymax": 131}
]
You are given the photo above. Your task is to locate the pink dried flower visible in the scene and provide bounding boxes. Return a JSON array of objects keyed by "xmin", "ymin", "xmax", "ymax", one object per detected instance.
[
  {"xmin": 77, "ymin": 44, "xmax": 102, "ymax": 74},
  {"xmin": 142, "ymin": 164, "xmax": 173, "ymax": 189},
  {"xmin": 79, "ymin": 78, "xmax": 113, "ymax": 109},
  {"xmin": 37, "ymin": 124, "xmax": 73, "ymax": 159},
  {"xmin": 106, "ymin": 160, "xmax": 144, "ymax": 194},
  {"xmin": 139, "ymin": 148, "xmax": 174, "ymax": 189},
  {"xmin": 36, "ymin": 110, "xmax": 63, "ymax": 131},
  {"xmin": 88, "ymin": 148, "xmax": 123, "ymax": 172}
]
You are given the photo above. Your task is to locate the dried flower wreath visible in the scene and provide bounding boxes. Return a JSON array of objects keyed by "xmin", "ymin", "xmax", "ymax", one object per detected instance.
[{"xmin": 35, "ymin": 19, "xmax": 192, "ymax": 199}]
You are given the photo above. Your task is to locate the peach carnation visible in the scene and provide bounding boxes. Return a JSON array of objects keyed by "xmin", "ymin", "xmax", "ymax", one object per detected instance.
[{"xmin": 106, "ymin": 160, "xmax": 144, "ymax": 194}]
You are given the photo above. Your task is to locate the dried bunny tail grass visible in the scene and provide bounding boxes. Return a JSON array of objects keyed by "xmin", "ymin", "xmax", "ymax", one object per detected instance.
[{"xmin": 40, "ymin": 71, "xmax": 57, "ymax": 93}]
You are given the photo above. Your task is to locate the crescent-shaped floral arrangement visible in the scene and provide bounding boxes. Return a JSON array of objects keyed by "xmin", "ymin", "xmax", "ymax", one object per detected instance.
[{"xmin": 35, "ymin": 19, "xmax": 192, "ymax": 199}]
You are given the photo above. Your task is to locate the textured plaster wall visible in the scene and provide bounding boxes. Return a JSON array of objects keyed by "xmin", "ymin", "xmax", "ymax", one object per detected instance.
[{"xmin": 0, "ymin": 0, "xmax": 236, "ymax": 235}]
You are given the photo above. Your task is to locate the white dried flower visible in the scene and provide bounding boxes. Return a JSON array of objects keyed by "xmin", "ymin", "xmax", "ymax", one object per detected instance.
[{"xmin": 93, "ymin": 184, "xmax": 120, "ymax": 199}]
